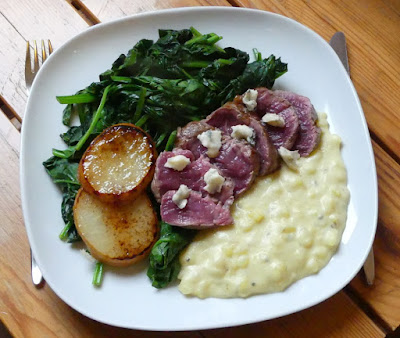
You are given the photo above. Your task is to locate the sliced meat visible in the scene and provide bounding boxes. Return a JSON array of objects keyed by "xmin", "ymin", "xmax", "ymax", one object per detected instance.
[
  {"xmin": 176, "ymin": 121, "xmax": 259, "ymax": 195},
  {"xmin": 151, "ymin": 149, "xmax": 194, "ymax": 202},
  {"xmin": 151, "ymin": 150, "xmax": 234, "ymax": 205},
  {"xmin": 256, "ymin": 89, "xmax": 300, "ymax": 150},
  {"xmin": 274, "ymin": 90, "xmax": 321, "ymax": 156},
  {"xmin": 161, "ymin": 190, "xmax": 233, "ymax": 228},
  {"xmin": 206, "ymin": 102, "xmax": 279, "ymax": 175},
  {"xmin": 175, "ymin": 121, "xmax": 214, "ymax": 158},
  {"xmin": 213, "ymin": 136, "xmax": 260, "ymax": 195}
]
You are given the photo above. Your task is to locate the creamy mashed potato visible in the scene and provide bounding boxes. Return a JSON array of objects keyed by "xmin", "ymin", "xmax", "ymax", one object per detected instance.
[{"xmin": 178, "ymin": 113, "xmax": 350, "ymax": 298}]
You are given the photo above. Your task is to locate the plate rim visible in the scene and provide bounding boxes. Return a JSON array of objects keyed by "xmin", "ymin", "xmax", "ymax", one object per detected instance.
[{"xmin": 20, "ymin": 6, "xmax": 378, "ymax": 331}]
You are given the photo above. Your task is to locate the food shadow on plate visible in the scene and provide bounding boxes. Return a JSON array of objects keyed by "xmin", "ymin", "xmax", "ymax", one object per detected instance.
[{"xmin": 71, "ymin": 242, "xmax": 148, "ymax": 278}]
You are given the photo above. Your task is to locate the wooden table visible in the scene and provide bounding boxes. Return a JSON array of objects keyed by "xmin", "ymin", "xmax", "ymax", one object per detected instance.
[{"xmin": 0, "ymin": 1, "xmax": 399, "ymax": 337}]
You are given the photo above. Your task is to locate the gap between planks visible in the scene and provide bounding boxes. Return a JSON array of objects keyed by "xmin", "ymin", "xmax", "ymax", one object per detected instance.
[
  {"xmin": 344, "ymin": 285, "xmax": 393, "ymax": 335},
  {"xmin": 0, "ymin": 95, "xmax": 22, "ymax": 131},
  {"xmin": 65, "ymin": 0, "xmax": 100, "ymax": 25}
]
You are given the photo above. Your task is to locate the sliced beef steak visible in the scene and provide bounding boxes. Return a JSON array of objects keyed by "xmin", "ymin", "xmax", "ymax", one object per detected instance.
[
  {"xmin": 161, "ymin": 190, "xmax": 233, "ymax": 228},
  {"xmin": 205, "ymin": 102, "xmax": 279, "ymax": 175},
  {"xmin": 256, "ymin": 89, "xmax": 300, "ymax": 150},
  {"xmin": 213, "ymin": 136, "xmax": 260, "ymax": 195},
  {"xmin": 176, "ymin": 121, "xmax": 259, "ymax": 195},
  {"xmin": 175, "ymin": 120, "xmax": 214, "ymax": 158},
  {"xmin": 274, "ymin": 90, "xmax": 321, "ymax": 156},
  {"xmin": 151, "ymin": 150, "xmax": 234, "ymax": 205}
]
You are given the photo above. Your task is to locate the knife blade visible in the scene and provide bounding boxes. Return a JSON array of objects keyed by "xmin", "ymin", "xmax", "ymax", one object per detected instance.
[
  {"xmin": 329, "ymin": 32, "xmax": 375, "ymax": 286},
  {"xmin": 329, "ymin": 32, "xmax": 350, "ymax": 75}
]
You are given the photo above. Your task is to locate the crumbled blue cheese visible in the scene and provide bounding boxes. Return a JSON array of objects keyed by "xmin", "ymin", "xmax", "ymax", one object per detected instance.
[
  {"xmin": 262, "ymin": 113, "xmax": 285, "ymax": 127},
  {"xmin": 242, "ymin": 89, "xmax": 258, "ymax": 111},
  {"xmin": 231, "ymin": 124, "xmax": 255, "ymax": 144},
  {"xmin": 172, "ymin": 184, "xmax": 191, "ymax": 209},
  {"xmin": 278, "ymin": 147, "xmax": 300, "ymax": 170},
  {"xmin": 197, "ymin": 130, "xmax": 222, "ymax": 158},
  {"xmin": 204, "ymin": 168, "xmax": 225, "ymax": 194},
  {"xmin": 164, "ymin": 155, "xmax": 191, "ymax": 171}
]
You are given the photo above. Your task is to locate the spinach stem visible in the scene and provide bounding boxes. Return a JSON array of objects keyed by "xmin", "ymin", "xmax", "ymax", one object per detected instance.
[
  {"xmin": 156, "ymin": 132, "xmax": 167, "ymax": 148},
  {"xmin": 92, "ymin": 262, "xmax": 104, "ymax": 286},
  {"xmin": 253, "ymin": 48, "xmax": 262, "ymax": 61},
  {"xmin": 110, "ymin": 75, "xmax": 132, "ymax": 83},
  {"xmin": 165, "ymin": 130, "xmax": 177, "ymax": 151},
  {"xmin": 217, "ymin": 58, "xmax": 234, "ymax": 65},
  {"xmin": 56, "ymin": 93, "xmax": 96, "ymax": 104},
  {"xmin": 206, "ymin": 35, "xmax": 222, "ymax": 45},
  {"xmin": 133, "ymin": 87, "xmax": 147, "ymax": 121},
  {"xmin": 189, "ymin": 26, "xmax": 202, "ymax": 38},
  {"xmin": 75, "ymin": 85, "xmax": 111, "ymax": 151},
  {"xmin": 180, "ymin": 68, "xmax": 193, "ymax": 79},
  {"xmin": 53, "ymin": 179, "xmax": 81, "ymax": 185},
  {"xmin": 59, "ymin": 221, "xmax": 72, "ymax": 241},
  {"xmin": 135, "ymin": 114, "xmax": 149, "ymax": 127},
  {"xmin": 52, "ymin": 147, "xmax": 75, "ymax": 159},
  {"xmin": 182, "ymin": 61, "xmax": 211, "ymax": 68}
]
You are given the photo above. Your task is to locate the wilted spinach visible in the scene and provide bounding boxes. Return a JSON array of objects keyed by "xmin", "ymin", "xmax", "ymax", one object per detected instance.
[
  {"xmin": 42, "ymin": 157, "xmax": 81, "ymax": 242},
  {"xmin": 147, "ymin": 222, "xmax": 196, "ymax": 288}
]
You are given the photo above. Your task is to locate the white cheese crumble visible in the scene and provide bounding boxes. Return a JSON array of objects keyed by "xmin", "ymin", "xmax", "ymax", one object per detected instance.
[
  {"xmin": 231, "ymin": 124, "xmax": 255, "ymax": 144},
  {"xmin": 242, "ymin": 89, "xmax": 258, "ymax": 111},
  {"xmin": 278, "ymin": 147, "xmax": 300, "ymax": 170},
  {"xmin": 164, "ymin": 155, "xmax": 191, "ymax": 171},
  {"xmin": 197, "ymin": 130, "xmax": 222, "ymax": 158},
  {"xmin": 204, "ymin": 168, "xmax": 225, "ymax": 194},
  {"xmin": 172, "ymin": 184, "xmax": 191, "ymax": 209},
  {"xmin": 262, "ymin": 113, "xmax": 285, "ymax": 127}
]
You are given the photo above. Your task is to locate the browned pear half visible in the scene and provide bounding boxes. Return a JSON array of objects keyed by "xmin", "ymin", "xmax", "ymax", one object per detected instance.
[
  {"xmin": 79, "ymin": 123, "xmax": 157, "ymax": 203},
  {"xmin": 74, "ymin": 188, "xmax": 159, "ymax": 267}
]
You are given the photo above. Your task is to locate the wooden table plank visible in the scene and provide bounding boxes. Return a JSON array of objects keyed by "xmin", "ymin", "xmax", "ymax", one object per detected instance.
[
  {"xmin": 0, "ymin": 0, "xmax": 89, "ymax": 119},
  {"xmin": 232, "ymin": 0, "xmax": 400, "ymax": 160},
  {"xmin": 349, "ymin": 139, "xmax": 400, "ymax": 330},
  {"xmin": 0, "ymin": 118, "xmax": 201, "ymax": 338},
  {"xmin": 201, "ymin": 292, "xmax": 385, "ymax": 338},
  {"xmin": 0, "ymin": 108, "xmax": 20, "ymax": 154},
  {"xmin": 82, "ymin": 0, "xmax": 230, "ymax": 22}
]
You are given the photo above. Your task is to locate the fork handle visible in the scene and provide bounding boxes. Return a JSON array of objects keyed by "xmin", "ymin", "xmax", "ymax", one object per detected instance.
[{"xmin": 31, "ymin": 250, "xmax": 44, "ymax": 287}]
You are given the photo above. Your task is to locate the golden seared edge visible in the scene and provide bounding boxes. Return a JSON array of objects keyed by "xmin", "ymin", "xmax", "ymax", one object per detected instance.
[
  {"xmin": 78, "ymin": 123, "xmax": 157, "ymax": 204},
  {"xmin": 74, "ymin": 188, "xmax": 159, "ymax": 267}
]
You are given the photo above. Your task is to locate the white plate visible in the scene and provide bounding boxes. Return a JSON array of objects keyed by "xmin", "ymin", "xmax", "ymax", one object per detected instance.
[{"xmin": 20, "ymin": 7, "xmax": 377, "ymax": 331}]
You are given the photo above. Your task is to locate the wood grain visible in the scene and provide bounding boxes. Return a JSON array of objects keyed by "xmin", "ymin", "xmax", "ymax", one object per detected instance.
[
  {"xmin": 0, "ymin": 108, "xmax": 20, "ymax": 154},
  {"xmin": 232, "ymin": 0, "xmax": 400, "ymax": 165},
  {"xmin": 349, "ymin": 139, "xmax": 400, "ymax": 330},
  {"xmin": 201, "ymin": 292, "xmax": 385, "ymax": 338},
  {"xmin": 0, "ymin": 0, "xmax": 88, "ymax": 118},
  {"xmin": 82, "ymin": 0, "xmax": 230, "ymax": 22}
]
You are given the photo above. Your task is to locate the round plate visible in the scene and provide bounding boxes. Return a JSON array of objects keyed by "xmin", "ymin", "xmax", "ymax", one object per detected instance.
[{"xmin": 20, "ymin": 7, "xmax": 377, "ymax": 331}]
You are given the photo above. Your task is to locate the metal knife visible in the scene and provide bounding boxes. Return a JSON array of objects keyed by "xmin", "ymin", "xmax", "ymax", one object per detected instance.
[{"xmin": 329, "ymin": 32, "xmax": 375, "ymax": 286}]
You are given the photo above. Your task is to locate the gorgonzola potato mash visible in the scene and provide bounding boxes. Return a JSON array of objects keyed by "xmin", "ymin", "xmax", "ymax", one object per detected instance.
[{"xmin": 178, "ymin": 113, "xmax": 350, "ymax": 298}]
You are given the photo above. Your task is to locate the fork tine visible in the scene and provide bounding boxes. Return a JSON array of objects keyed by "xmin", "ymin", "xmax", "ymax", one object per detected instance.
[
  {"xmin": 41, "ymin": 40, "xmax": 47, "ymax": 62},
  {"xmin": 25, "ymin": 41, "xmax": 31, "ymax": 75},
  {"xmin": 48, "ymin": 40, "xmax": 53, "ymax": 55},
  {"xmin": 33, "ymin": 40, "xmax": 39, "ymax": 73}
]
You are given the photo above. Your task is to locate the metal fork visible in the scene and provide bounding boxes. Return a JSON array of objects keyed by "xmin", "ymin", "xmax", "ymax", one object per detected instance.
[
  {"xmin": 25, "ymin": 40, "xmax": 53, "ymax": 92},
  {"xmin": 25, "ymin": 40, "xmax": 53, "ymax": 287}
]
